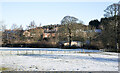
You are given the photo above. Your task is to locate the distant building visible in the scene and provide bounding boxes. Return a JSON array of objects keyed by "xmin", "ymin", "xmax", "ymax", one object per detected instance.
[
  {"xmin": 42, "ymin": 25, "xmax": 58, "ymax": 39},
  {"xmin": 60, "ymin": 41, "xmax": 83, "ymax": 47},
  {"xmin": 43, "ymin": 32, "xmax": 56, "ymax": 39},
  {"xmin": 94, "ymin": 29, "xmax": 102, "ymax": 33},
  {"xmin": 23, "ymin": 31, "xmax": 30, "ymax": 37},
  {"xmin": 85, "ymin": 29, "xmax": 102, "ymax": 33},
  {"xmin": 23, "ymin": 27, "xmax": 44, "ymax": 38}
]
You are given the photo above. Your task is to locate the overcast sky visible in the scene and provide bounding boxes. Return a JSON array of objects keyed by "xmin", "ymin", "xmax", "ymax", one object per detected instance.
[{"xmin": 0, "ymin": 0, "xmax": 119, "ymax": 29}]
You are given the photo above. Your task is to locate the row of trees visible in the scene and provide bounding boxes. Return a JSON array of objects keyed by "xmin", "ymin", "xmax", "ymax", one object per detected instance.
[
  {"xmin": 58, "ymin": 1, "xmax": 120, "ymax": 51},
  {"xmin": 87, "ymin": 1, "xmax": 120, "ymax": 51},
  {"xmin": 101, "ymin": 1, "xmax": 120, "ymax": 51},
  {"xmin": 1, "ymin": 1, "xmax": 120, "ymax": 51},
  {"xmin": 58, "ymin": 16, "xmax": 98, "ymax": 48}
]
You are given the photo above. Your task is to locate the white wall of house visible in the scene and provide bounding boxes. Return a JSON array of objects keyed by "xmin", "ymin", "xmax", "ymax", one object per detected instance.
[{"xmin": 63, "ymin": 41, "xmax": 83, "ymax": 47}]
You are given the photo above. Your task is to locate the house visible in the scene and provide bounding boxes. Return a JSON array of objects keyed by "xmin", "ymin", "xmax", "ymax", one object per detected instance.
[
  {"xmin": 43, "ymin": 33, "xmax": 56, "ymax": 38},
  {"xmin": 23, "ymin": 31, "xmax": 30, "ymax": 37},
  {"xmin": 85, "ymin": 29, "xmax": 102, "ymax": 33},
  {"xmin": 60, "ymin": 41, "xmax": 83, "ymax": 47},
  {"xmin": 42, "ymin": 25, "xmax": 58, "ymax": 39},
  {"xmin": 23, "ymin": 27, "xmax": 44, "ymax": 38},
  {"xmin": 94, "ymin": 29, "xmax": 102, "ymax": 33}
]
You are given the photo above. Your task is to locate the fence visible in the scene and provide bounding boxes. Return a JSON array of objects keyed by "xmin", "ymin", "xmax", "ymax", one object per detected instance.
[{"xmin": 0, "ymin": 49, "xmax": 86, "ymax": 55}]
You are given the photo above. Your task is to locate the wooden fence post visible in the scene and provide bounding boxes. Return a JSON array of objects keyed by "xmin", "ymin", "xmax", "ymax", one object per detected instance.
[
  {"xmin": 83, "ymin": 49, "xmax": 85, "ymax": 53},
  {"xmin": 39, "ymin": 50, "xmax": 41, "ymax": 54},
  {"xmin": 10, "ymin": 51, "xmax": 11, "ymax": 54},
  {"xmin": 79, "ymin": 50, "xmax": 81, "ymax": 53},
  {"xmin": 25, "ymin": 50, "xmax": 27, "ymax": 54},
  {"xmin": 17, "ymin": 51, "xmax": 19, "ymax": 55},
  {"xmin": 32, "ymin": 50, "xmax": 34, "ymax": 54},
  {"xmin": 51, "ymin": 51, "xmax": 53, "ymax": 54}
]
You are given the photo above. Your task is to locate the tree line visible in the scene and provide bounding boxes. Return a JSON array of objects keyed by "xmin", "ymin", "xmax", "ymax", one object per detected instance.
[{"xmin": 0, "ymin": 1, "xmax": 120, "ymax": 52}]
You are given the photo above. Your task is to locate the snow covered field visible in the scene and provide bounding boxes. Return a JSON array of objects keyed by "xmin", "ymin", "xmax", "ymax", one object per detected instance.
[{"xmin": 0, "ymin": 48, "xmax": 119, "ymax": 71}]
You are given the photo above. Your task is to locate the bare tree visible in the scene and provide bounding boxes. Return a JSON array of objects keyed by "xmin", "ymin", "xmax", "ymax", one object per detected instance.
[
  {"xmin": 11, "ymin": 24, "xmax": 18, "ymax": 30},
  {"xmin": 0, "ymin": 21, "xmax": 6, "ymax": 32},
  {"xmin": 10, "ymin": 24, "xmax": 24, "ymax": 44},
  {"xmin": 0, "ymin": 21, "xmax": 6, "ymax": 46},
  {"xmin": 104, "ymin": 2, "xmax": 120, "ymax": 17},
  {"xmin": 27, "ymin": 20, "xmax": 37, "ymax": 29},
  {"xmin": 61, "ymin": 16, "xmax": 78, "ymax": 47},
  {"xmin": 1, "ymin": 25, "xmax": 6, "ymax": 32},
  {"xmin": 19, "ymin": 25, "xmax": 23, "ymax": 30}
]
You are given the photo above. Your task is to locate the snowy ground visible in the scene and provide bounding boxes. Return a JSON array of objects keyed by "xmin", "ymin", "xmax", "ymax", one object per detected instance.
[{"xmin": 0, "ymin": 50, "xmax": 119, "ymax": 71}]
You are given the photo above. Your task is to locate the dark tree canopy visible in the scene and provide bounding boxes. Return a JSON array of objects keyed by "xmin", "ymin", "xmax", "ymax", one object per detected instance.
[
  {"xmin": 89, "ymin": 19, "xmax": 100, "ymax": 29},
  {"xmin": 99, "ymin": 17, "xmax": 119, "ymax": 49}
]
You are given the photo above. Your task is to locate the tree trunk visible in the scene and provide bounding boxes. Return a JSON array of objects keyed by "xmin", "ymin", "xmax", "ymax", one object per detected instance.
[
  {"xmin": 115, "ymin": 16, "xmax": 119, "ymax": 52},
  {"xmin": 68, "ymin": 27, "xmax": 71, "ymax": 48}
]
